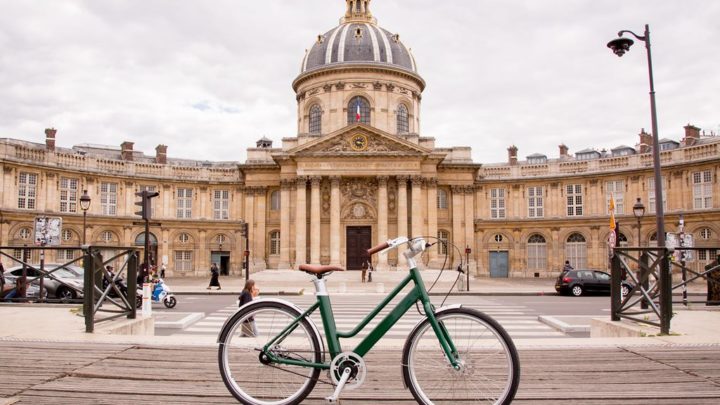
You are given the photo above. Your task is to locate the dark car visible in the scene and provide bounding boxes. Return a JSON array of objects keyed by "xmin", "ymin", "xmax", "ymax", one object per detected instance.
[{"xmin": 555, "ymin": 269, "xmax": 632, "ymax": 297}]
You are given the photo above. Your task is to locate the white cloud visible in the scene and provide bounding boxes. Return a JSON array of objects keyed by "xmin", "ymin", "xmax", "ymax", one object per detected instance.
[{"xmin": 0, "ymin": 0, "xmax": 718, "ymax": 163}]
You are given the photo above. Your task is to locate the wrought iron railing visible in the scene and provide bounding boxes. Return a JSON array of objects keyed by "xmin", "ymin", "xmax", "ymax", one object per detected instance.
[
  {"xmin": 611, "ymin": 246, "xmax": 720, "ymax": 334},
  {"xmin": 1, "ymin": 245, "xmax": 140, "ymax": 333}
]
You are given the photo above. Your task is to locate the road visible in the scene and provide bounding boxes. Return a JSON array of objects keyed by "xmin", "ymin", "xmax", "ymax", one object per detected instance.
[{"xmin": 154, "ymin": 293, "xmax": 613, "ymax": 339}]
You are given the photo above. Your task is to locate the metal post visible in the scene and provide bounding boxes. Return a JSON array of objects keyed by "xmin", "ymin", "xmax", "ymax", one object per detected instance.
[
  {"xmin": 83, "ymin": 247, "xmax": 94, "ymax": 333},
  {"xmin": 679, "ymin": 215, "xmax": 687, "ymax": 306},
  {"xmin": 465, "ymin": 246, "xmax": 470, "ymax": 292},
  {"xmin": 82, "ymin": 210, "xmax": 87, "ymax": 245},
  {"xmin": 127, "ymin": 252, "xmax": 138, "ymax": 319},
  {"xmin": 611, "ymin": 254, "xmax": 621, "ymax": 321}
]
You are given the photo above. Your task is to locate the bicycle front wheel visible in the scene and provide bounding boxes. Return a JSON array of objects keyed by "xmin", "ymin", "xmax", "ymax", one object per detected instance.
[
  {"xmin": 402, "ymin": 307, "xmax": 520, "ymax": 404},
  {"xmin": 218, "ymin": 300, "xmax": 322, "ymax": 405}
]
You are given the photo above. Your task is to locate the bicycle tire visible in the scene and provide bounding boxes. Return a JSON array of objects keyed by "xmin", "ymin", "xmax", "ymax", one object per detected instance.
[
  {"xmin": 218, "ymin": 300, "xmax": 322, "ymax": 405},
  {"xmin": 402, "ymin": 307, "xmax": 520, "ymax": 404}
]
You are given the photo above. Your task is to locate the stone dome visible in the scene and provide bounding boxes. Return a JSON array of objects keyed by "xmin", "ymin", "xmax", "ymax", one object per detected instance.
[{"xmin": 300, "ymin": 0, "xmax": 417, "ymax": 74}]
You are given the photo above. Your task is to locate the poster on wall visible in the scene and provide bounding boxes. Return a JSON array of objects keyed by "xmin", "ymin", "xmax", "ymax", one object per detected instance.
[{"xmin": 34, "ymin": 216, "xmax": 62, "ymax": 246}]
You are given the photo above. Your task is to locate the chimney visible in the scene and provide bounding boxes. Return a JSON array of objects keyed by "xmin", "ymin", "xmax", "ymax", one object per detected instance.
[
  {"xmin": 559, "ymin": 144, "xmax": 568, "ymax": 158},
  {"xmin": 683, "ymin": 124, "xmax": 700, "ymax": 146},
  {"xmin": 45, "ymin": 128, "xmax": 57, "ymax": 151},
  {"xmin": 155, "ymin": 144, "xmax": 168, "ymax": 164},
  {"xmin": 638, "ymin": 129, "xmax": 652, "ymax": 154},
  {"xmin": 507, "ymin": 145, "xmax": 518, "ymax": 165},
  {"xmin": 121, "ymin": 141, "xmax": 134, "ymax": 161}
]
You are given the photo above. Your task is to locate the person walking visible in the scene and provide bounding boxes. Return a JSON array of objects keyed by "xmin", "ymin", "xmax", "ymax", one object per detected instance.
[
  {"xmin": 207, "ymin": 262, "xmax": 221, "ymax": 290},
  {"xmin": 239, "ymin": 279, "xmax": 260, "ymax": 336},
  {"xmin": 160, "ymin": 263, "xmax": 166, "ymax": 279}
]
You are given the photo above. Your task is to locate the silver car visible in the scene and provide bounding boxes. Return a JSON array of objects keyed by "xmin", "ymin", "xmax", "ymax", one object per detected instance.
[{"xmin": 4, "ymin": 263, "xmax": 84, "ymax": 300}]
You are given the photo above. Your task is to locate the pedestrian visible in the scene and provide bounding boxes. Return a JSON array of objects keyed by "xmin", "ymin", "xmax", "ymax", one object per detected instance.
[
  {"xmin": 0, "ymin": 262, "xmax": 7, "ymax": 298},
  {"xmin": 207, "ymin": 262, "xmax": 221, "ymax": 290},
  {"xmin": 361, "ymin": 261, "xmax": 367, "ymax": 283},
  {"xmin": 562, "ymin": 260, "xmax": 574, "ymax": 272},
  {"xmin": 160, "ymin": 263, "xmax": 166, "ymax": 279},
  {"xmin": 366, "ymin": 259, "xmax": 373, "ymax": 283},
  {"xmin": 239, "ymin": 279, "xmax": 260, "ymax": 336}
]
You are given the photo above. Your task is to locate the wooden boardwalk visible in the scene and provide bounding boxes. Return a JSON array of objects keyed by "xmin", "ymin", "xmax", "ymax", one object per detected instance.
[{"xmin": 2, "ymin": 341, "xmax": 720, "ymax": 404}]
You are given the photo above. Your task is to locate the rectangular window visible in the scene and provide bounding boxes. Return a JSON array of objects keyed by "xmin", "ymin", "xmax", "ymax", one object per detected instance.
[
  {"xmin": 693, "ymin": 170, "xmax": 713, "ymax": 209},
  {"xmin": 57, "ymin": 249, "xmax": 75, "ymax": 261},
  {"xmin": 59, "ymin": 177, "xmax": 79, "ymax": 213},
  {"xmin": 527, "ymin": 244, "xmax": 547, "ymax": 270},
  {"xmin": 177, "ymin": 188, "xmax": 193, "ymax": 219},
  {"xmin": 174, "ymin": 251, "xmax": 193, "ymax": 272},
  {"xmin": 269, "ymin": 231, "xmax": 281, "ymax": 255},
  {"xmin": 606, "ymin": 180, "xmax": 624, "ymax": 214},
  {"xmin": 213, "ymin": 190, "xmax": 230, "ymax": 220},
  {"xmin": 647, "ymin": 176, "xmax": 667, "ymax": 214},
  {"xmin": 437, "ymin": 189, "xmax": 448, "ymax": 209},
  {"xmin": 18, "ymin": 172, "xmax": 38, "ymax": 209},
  {"xmin": 528, "ymin": 186, "xmax": 544, "ymax": 218},
  {"xmin": 100, "ymin": 182, "xmax": 118, "ymax": 216},
  {"xmin": 490, "ymin": 188, "xmax": 506, "ymax": 219},
  {"xmin": 566, "ymin": 184, "xmax": 583, "ymax": 216}
]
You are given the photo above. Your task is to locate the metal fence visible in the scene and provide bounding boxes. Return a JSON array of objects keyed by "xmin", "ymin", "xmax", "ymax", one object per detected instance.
[
  {"xmin": 1, "ymin": 245, "xmax": 140, "ymax": 332},
  {"xmin": 610, "ymin": 246, "xmax": 720, "ymax": 334}
]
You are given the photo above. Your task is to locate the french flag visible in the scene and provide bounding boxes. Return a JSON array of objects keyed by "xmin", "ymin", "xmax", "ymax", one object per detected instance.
[{"xmin": 356, "ymin": 103, "xmax": 361, "ymax": 122}]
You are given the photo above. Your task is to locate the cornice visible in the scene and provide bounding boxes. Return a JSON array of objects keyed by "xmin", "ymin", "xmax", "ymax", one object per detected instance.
[{"xmin": 293, "ymin": 63, "xmax": 426, "ymax": 92}]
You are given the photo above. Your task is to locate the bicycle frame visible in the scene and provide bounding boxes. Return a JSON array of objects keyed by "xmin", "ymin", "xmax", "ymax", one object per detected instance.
[{"xmin": 262, "ymin": 266, "xmax": 460, "ymax": 370}]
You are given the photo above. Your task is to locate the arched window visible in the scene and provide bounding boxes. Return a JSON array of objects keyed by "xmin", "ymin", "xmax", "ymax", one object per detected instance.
[
  {"xmin": 309, "ymin": 104, "xmax": 322, "ymax": 134},
  {"xmin": 437, "ymin": 189, "xmax": 448, "ymax": 209},
  {"xmin": 270, "ymin": 231, "xmax": 281, "ymax": 255},
  {"xmin": 527, "ymin": 234, "xmax": 547, "ymax": 270},
  {"xmin": 347, "ymin": 96, "xmax": 370, "ymax": 124},
  {"xmin": 397, "ymin": 104, "xmax": 409, "ymax": 134},
  {"xmin": 135, "ymin": 232, "xmax": 158, "ymax": 246},
  {"xmin": 700, "ymin": 228, "xmax": 713, "ymax": 240},
  {"xmin": 649, "ymin": 232, "xmax": 658, "ymax": 248},
  {"xmin": 437, "ymin": 230, "xmax": 449, "ymax": 255},
  {"xmin": 100, "ymin": 231, "xmax": 115, "ymax": 243},
  {"xmin": 61, "ymin": 229, "xmax": 74, "ymax": 242},
  {"xmin": 617, "ymin": 233, "xmax": 628, "ymax": 247},
  {"xmin": 565, "ymin": 233, "xmax": 587, "ymax": 269},
  {"xmin": 177, "ymin": 233, "xmax": 191, "ymax": 244},
  {"xmin": 18, "ymin": 228, "xmax": 31, "ymax": 240},
  {"xmin": 270, "ymin": 190, "xmax": 281, "ymax": 211}
]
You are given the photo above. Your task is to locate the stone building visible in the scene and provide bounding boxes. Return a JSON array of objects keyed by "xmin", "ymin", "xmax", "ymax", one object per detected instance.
[{"xmin": 1, "ymin": 0, "xmax": 719, "ymax": 278}]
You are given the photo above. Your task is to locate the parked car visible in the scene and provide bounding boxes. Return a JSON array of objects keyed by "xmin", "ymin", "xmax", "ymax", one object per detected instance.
[
  {"xmin": 4, "ymin": 264, "xmax": 84, "ymax": 300},
  {"xmin": 555, "ymin": 269, "xmax": 632, "ymax": 297}
]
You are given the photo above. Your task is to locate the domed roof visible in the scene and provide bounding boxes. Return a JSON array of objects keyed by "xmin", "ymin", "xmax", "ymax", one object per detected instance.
[{"xmin": 300, "ymin": 1, "xmax": 417, "ymax": 75}]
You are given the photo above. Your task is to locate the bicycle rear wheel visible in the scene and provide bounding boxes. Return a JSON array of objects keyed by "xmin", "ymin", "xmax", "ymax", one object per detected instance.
[
  {"xmin": 402, "ymin": 307, "xmax": 520, "ymax": 404},
  {"xmin": 218, "ymin": 300, "xmax": 322, "ymax": 405}
]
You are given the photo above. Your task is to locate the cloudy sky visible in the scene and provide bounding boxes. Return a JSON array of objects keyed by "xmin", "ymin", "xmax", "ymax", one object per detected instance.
[{"xmin": 1, "ymin": 0, "xmax": 718, "ymax": 164}]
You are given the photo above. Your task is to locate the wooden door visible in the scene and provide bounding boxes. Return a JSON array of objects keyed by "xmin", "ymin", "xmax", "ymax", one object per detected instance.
[{"xmin": 346, "ymin": 226, "xmax": 371, "ymax": 270}]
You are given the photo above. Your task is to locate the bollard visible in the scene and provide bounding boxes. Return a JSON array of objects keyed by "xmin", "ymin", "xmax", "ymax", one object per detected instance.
[{"xmin": 142, "ymin": 283, "xmax": 152, "ymax": 317}]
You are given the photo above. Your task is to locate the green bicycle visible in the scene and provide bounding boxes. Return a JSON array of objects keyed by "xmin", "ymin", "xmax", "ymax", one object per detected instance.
[{"xmin": 217, "ymin": 236, "xmax": 520, "ymax": 404}]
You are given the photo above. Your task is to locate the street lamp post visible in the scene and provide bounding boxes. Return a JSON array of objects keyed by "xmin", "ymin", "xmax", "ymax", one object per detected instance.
[
  {"xmin": 608, "ymin": 24, "xmax": 670, "ymax": 333},
  {"xmin": 632, "ymin": 197, "xmax": 645, "ymax": 247},
  {"xmin": 80, "ymin": 190, "xmax": 92, "ymax": 245}
]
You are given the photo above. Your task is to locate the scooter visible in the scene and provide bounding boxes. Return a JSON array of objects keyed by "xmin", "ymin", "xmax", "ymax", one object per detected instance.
[{"xmin": 136, "ymin": 279, "xmax": 177, "ymax": 309}]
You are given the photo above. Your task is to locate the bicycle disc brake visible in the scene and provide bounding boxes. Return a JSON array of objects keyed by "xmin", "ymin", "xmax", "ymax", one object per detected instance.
[{"xmin": 329, "ymin": 352, "xmax": 366, "ymax": 390}]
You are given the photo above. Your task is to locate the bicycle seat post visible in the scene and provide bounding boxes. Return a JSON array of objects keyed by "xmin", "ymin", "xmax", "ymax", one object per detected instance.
[{"xmin": 311, "ymin": 277, "xmax": 329, "ymax": 297}]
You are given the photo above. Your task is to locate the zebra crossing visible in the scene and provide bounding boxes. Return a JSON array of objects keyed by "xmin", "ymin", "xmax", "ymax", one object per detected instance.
[{"xmin": 167, "ymin": 295, "xmax": 567, "ymax": 340}]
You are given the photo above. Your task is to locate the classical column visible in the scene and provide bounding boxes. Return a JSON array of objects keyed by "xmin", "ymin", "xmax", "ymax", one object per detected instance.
[
  {"xmin": 278, "ymin": 180, "xmax": 292, "ymax": 268},
  {"xmin": 464, "ymin": 185, "xmax": 477, "ymax": 273},
  {"xmin": 310, "ymin": 176, "xmax": 322, "ymax": 264},
  {"xmin": 295, "ymin": 177, "xmax": 308, "ymax": 265},
  {"xmin": 426, "ymin": 178, "xmax": 439, "ymax": 266},
  {"xmin": 244, "ymin": 188, "xmax": 256, "ymax": 271},
  {"xmin": 376, "ymin": 176, "xmax": 389, "ymax": 270},
  {"xmin": 255, "ymin": 187, "xmax": 267, "ymax": 270},
  {"xmin": 410, "ymin": 176, "xmax": 423, "ymax": 239},
  {"xmin": 451, "ymin": 186, "xmax": 464, "ymax": 267},
  {"xmin": 396, "ymin": 176, "xmax": 409, "ymax": 269},
  {"xmin": 330, "ymin": 176, "xmax": 342, "ymax": 266}
]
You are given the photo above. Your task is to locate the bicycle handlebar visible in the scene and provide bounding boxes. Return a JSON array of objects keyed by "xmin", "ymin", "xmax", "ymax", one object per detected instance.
[{"xmin": 366, "ymin": 242, "xmax": 389, "ymax": 256}]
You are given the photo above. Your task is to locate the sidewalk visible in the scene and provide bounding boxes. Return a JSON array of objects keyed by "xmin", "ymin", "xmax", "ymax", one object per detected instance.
[{"xmin": 165, "ymin": 270, "xmax": 562, "ymax": 295}]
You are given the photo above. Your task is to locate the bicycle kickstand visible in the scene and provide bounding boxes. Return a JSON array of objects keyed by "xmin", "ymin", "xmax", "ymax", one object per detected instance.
[{"xmin": 325, "ymin": 367, "xmax": 352, "ymax": 404}]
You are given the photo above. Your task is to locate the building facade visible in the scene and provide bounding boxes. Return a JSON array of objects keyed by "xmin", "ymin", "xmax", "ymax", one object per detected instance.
[{"xmin": 1, "ymin": 0, "xmax": 719, "ymax": 278}]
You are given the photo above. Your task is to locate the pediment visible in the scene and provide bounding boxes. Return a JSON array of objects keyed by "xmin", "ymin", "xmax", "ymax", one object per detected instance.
[{"xmin": 287, "ymin": 124, "xmax": 430, "ymax": 157}]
